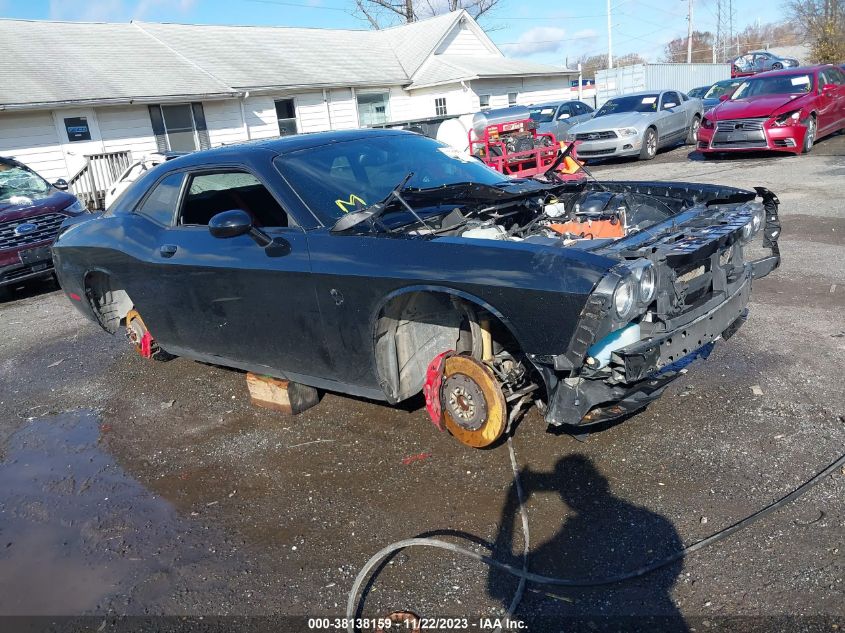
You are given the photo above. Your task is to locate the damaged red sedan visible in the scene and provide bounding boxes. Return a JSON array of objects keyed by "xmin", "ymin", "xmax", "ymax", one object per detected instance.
[
  {"xmin": 698, "ymin": 64, "xmax": 845, "ymax": 155},
  {"xmin": 53, "ymin": 130, "xmax": 781, "ymax": 447}
]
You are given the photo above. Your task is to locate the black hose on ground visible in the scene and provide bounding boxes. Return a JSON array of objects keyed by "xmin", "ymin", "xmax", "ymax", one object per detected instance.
[{"xmin": 346, "ymin": 441, "xmax": 845, "ymax": 633}]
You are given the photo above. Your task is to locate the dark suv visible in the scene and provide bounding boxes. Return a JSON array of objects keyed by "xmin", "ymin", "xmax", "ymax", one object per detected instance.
[{"xmin": 0, "ymin": 157, "xmax": 86, "ymax": 298}]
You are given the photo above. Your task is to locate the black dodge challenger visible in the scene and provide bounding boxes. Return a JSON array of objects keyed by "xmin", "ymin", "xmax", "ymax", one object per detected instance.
[{"xmin": 53, "ymin": 130, "xmax": 781, "ymax": 447}]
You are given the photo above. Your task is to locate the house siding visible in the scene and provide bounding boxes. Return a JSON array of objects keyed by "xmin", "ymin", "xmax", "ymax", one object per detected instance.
[
  {"xmin": 435, "ymin": 21, "xmax": 495, "ymax": 57},
  {"xmin": 0, "ymin": 111, "xmax": 68, "ymax": 181},
  {"xmin": 97, "ymin": 105, "xmax": 158, "ymax": 158},
  {"xmin": 204, "ymin": 100, "xmax": 247, "ymax": 147}
]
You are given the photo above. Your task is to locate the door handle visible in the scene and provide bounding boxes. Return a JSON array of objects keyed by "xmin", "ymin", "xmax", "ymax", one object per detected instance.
[{"xmin": 160, "ymin": 244, "xmax": 178, "ymax": 258}]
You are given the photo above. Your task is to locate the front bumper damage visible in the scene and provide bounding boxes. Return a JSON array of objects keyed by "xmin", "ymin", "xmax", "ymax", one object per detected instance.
[{"xmin": 543, "ymin": 188, "xmax": 781, "ymax": 427}]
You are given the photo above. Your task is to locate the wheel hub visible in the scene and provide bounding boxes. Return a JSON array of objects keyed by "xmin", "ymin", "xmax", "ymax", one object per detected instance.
[
  {"xmin": 440, "ymin": 355, "xmax": 508, "ymax": 448},
  {"xmin": 443, "ymin": 372, "xmax": 487, "ymax": 431}
]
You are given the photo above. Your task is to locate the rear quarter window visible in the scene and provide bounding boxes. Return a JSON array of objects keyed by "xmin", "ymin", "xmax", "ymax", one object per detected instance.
[{"xmin": 135, "ymin": 172, "xmax": 184, "ymax": 226}]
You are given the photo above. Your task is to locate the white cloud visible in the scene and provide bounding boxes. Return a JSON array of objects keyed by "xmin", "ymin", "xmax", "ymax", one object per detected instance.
[{"xmin": 500, "ymin": 26, "xmax": 569, "ymax": 57}]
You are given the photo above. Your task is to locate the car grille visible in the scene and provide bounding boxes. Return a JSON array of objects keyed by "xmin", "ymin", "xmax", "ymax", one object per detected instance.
[
  {"xmin": 575, "ymin": 130, "xmax": 618, "ymax": 141},
  {"xmin": 0, "ymin": 213, "xmax": 67, "ymax": 250},
  {"xmin": 578, "ymin": 148, "xmax": 616, "ymax": 156},
  {"xmin": 715, "ymin": 118, "xmax": 767, "ymax": 132}
]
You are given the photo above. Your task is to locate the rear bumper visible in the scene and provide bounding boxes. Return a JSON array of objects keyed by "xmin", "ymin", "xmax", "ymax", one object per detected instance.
[{"xmin": 0, "ymin": 242, "xmax": 55, "ymax": 288}]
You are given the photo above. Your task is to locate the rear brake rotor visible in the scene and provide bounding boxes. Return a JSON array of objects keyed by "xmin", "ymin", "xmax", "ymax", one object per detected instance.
[{"xmin": 441, "ymin": 355, "xmax": 507, "ymax": 448}]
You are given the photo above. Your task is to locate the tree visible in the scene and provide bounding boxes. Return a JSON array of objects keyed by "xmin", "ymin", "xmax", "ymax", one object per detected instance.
[
  {"xmin": 662, "ymin": 30, "xmax": 715, "ymax": 63},
  {"xmin": 575, "ymin": 53, "xmax": 646, "ymax": 80},
  {"xmin": 787, "ymin": 0, "xmax": 845, "ymax": 62},
  {"xmin": 354, "ymin": 0, "xmax": 501, "ymax": 29}
]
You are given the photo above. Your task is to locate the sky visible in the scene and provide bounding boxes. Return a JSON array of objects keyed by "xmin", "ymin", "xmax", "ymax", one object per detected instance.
[{"xmin": 0, "ymin": 0, "xmax": 789, "ymax": 65}]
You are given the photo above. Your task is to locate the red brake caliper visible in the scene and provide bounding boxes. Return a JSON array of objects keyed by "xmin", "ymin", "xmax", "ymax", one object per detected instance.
[{"xmin": 422, "ymin": 350, "xmax": 455, "ymax": 430}]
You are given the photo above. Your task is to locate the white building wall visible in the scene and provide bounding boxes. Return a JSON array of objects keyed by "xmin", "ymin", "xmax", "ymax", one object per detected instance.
[
  {"xmin": 471, "ymin": 77, "xmax": 573, "ymax": 110},
  {"xmin": 435, "ymin": 22, "xmax": 496, "ymax": 57},
  {"xmin": 0, "ymin": 111, "xmax": 68, "ymax": 181},
  {"xmin": 391, "ymin": 84, "xmax": 476, "ymax": 121},
  {"xmin": 242, "ymin": 96, "xmax": 279, "ymax": 140},
  {"xmin": 96, "ymin": 105, "xmax": 158, "ymax": 158},
  {"xmin": 203, "ymin": 100, "xmax": 247, "ymax": 146}
]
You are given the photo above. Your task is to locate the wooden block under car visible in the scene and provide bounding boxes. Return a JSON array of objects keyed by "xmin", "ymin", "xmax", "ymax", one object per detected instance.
[{"xmin": 246, "ymin": 372, "xmax": 319, "ymax": 415}]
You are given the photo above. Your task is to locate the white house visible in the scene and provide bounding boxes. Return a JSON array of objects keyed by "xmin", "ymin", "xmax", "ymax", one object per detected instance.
[{"xmin": 0, "ymin": 11, "xmax": 578, "ymax": 183}]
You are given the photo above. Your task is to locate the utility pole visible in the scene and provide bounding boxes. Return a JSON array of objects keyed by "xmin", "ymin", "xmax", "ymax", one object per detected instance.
[
  {"xmin": 713, "ymin": 0, "xmax": 720, "ymax": 62},
  {"xmin": 607, "ymin": 0, "xmax": 613, "ymax": 68},
  {"xmin": 686, "ymin": 0, "xmax": 694, "ymax": 63}
]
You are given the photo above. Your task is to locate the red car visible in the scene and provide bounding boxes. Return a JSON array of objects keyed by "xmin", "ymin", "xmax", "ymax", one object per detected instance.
[{"xmin": 698, "ymin": 65, "xmax": 845, "ymax": 156}]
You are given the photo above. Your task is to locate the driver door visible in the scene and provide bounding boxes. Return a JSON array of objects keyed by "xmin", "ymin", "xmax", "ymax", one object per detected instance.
[
  {"xmin": 146, "ymin": 167, "xmax": 332, "ymax": 379},
  {"xmin": 658, "ymin": 92, "xmax": 686, "ymax": 142}
]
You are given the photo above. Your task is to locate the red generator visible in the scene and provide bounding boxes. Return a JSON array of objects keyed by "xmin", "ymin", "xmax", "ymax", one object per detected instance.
[{"xmin": 468, "ymin": 107, "xmax": 582, "ymax": 179}]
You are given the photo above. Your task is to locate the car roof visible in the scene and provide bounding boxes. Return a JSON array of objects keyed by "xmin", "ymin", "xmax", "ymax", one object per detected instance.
[
  {"xmin": 748, "ymin": 65, "xmax": 827, "ymax": 78},
  {"xmin": 606, "ymin": 90, "xmax": 664, "ymax": 99},
  {"xmin": 160, "ymin": 128, "xmax": 415, "ymax": 169}
]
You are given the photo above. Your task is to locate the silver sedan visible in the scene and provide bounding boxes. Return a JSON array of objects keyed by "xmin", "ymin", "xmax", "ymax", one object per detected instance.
[{"xmin": 564, "ymin": 90, "xmax": 704, "ymax": 160}]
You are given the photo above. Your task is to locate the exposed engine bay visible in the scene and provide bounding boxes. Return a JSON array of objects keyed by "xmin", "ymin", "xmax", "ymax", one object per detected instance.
[{"xmin": 445, "ymin": 188, "xmax": 670, "ymax": 245}]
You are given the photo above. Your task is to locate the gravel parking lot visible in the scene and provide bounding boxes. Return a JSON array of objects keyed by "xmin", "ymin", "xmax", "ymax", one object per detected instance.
[{"xmin": 1, "ymin": 138, "xmax": 843, "ymax": 630}]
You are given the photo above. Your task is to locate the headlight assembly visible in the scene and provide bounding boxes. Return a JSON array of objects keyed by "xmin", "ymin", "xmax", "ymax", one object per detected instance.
[
  {"xmin": 741, "ymin": 206, "xmax": 765, "ymax": 242},
  {"xmin": 64, "ymin": 198, "xmax": 86, "ymax": 213},
  {"xmin": 638, "ymin": 263, "xmax": 656, "ymax": 304},
  {"xmin": 617, "ymin": 127, "xmax": 638, "ymax": 136},
  {"xmin": 613, "ymin": 277, "xmax": 636, "ymax": 319}
]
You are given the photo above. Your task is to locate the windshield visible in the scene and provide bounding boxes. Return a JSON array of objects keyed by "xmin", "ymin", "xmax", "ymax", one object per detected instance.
[
  {"xmin": 704, "ymin": 80, "xmax": 741, "ymax": 100},
  {"xmin": 0, "ymin": 160, "xmax": 52, "ymax": 204},
  {"xmin": 595, "ymin": 94, "xmax": 659, "ymax": 117},
  {"xmin": 732, "ymin": 73, "xmax": 813, "ymax": 99},
  {"xmin": 275, "ymin": 134, "xmax": 508, "ymax": 225},
  {"xmin": 529, "ymin": 106, "xmax": 557, "ymax": 123}
]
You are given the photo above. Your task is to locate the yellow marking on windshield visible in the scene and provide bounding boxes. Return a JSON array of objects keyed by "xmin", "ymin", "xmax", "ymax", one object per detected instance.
[{"xmin": 335, "ymin": 194, "xmax": 367, "ymax": 213}]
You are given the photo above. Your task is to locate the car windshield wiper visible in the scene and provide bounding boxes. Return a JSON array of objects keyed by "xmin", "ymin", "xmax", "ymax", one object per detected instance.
[{"xmin": 331, "ymin": 172, "xmax": 432, "ymax": 233}]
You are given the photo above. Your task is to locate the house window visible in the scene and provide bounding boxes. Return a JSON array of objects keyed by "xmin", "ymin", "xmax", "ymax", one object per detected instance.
[
  {"xmin": 148, "ymin": 103, "xmax": 210, "ymax": 152},
  {"xmin": 275, "ymin": 99, "xmax": 298, "ymax": 136},
  {"xmin": 434, "ymin": 97, "xmax": 448, "ymax": 117},
  {"xmin": 508, "ymin": 92, "xmax": 518, "ymax": 107},
  {"xmin": 357, "ymin": 92, "xmax": 390, "ymax": 127},
  {"xmin": 479, "ymin": 94, "xmax": 491, "ymax": 111}
]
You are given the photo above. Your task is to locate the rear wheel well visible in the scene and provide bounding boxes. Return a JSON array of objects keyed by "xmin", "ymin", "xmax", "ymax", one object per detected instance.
[
  {"xmin": 84, "ymin": 271, "xmax": 133, "ymax": 334},
  {"xmin": 373, "ymin": 291, "xmax": 520, "ymax": 403}
]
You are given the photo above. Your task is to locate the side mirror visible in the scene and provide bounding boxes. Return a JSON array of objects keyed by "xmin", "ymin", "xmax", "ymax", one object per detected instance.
[
  {"xmin": 557, "ymin": 112, "xmax": 571, "ymax": 120},
  {"xmin": 53, "ymin": 178, "xmax": 68, "ymax": 191},
  {"xmin": 209, "ymin": 209, "xmax": 252, "ymax": 238},
  {"xmin": 822, "ymin": 83, "xmax": 836, "ymax": 95},
  {"xmin": 663, "ymin": 102, "xmax": 677, "ymax": 110},
  {"xmin": 719, "ymin": 94, "xmax": 731, "ymax": 102},
  {"xmin": 209, "ymin": 209, "xmax": 274, "ymax": 247}
]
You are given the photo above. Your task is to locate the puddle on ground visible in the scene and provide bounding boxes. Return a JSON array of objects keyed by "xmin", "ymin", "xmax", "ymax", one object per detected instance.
[{"xmin": 0, "ymin": 410, "xmax": 186, "ymax": 615}]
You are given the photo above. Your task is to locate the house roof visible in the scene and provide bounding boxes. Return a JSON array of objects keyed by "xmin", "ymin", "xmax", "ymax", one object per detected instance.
[
  {"xmin": 0, "ymin": 20, "xmax": 238, "ymax": 108},
  {"xmin": 0, "ymin": 12, "xmax": 571, "ymax": 110},
  {"xmin": 133, "ymin": 22, "xmax": 410, "ymax": 90},
  {"xmin": 408, "ymin": 55, "xmax": 574, "ymax": 90}
]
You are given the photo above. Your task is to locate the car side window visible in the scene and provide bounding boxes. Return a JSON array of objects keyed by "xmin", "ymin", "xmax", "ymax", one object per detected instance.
[
  {"xmin": 557, "ymin": 104, "xmax": 572, "ymax": 119},
  {"xmin": 831, "ymin": 68, "xmax": 845, "ymax": 84},
  {"xmin": 661, "ymin": 92, "xmax": 679, "ymax": 110},
  {"xmin": 178, "ymin": 170, "xmax": 291, "ymax": 228},
  {"xmin": 136, "ymin": 172, "xmax": 184, "ymax": 226}
]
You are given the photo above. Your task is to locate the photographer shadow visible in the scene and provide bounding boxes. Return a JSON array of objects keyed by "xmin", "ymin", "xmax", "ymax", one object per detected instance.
[{"xmin": 487, "ymin": 454, "xmax": 689, "ymax": 632}]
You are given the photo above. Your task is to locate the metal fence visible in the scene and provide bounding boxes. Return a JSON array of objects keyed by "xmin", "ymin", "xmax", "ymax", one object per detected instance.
[{"xmin": 595, "ymin": 63, "xmax": 732, "ymax": 106}]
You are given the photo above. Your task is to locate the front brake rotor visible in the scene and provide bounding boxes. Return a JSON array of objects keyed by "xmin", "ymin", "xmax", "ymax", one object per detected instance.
[{"xmin": 441, "ymin": 355, "xmax": 507, "ymax": 448}]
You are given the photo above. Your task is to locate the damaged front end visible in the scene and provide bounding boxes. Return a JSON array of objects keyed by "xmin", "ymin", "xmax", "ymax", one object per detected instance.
[{"xmin": 540, "ymin": 182, "xmax": 781, "ymax": 427}]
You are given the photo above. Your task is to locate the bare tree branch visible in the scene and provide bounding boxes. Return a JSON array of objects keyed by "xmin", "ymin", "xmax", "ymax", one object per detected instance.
[{"xmin": 353, "ymin": 0, "xmax": 502, "ymax": 27}]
